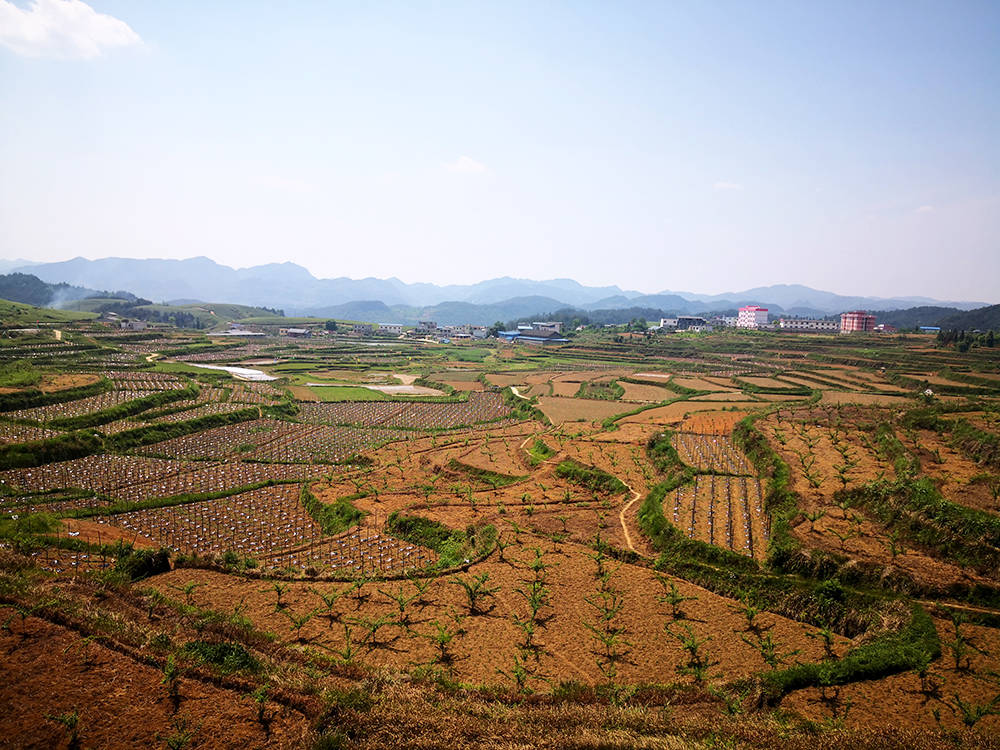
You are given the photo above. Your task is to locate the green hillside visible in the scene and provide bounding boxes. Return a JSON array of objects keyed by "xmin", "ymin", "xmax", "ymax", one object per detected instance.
[{"xmin": 0, "ymin": 298, "xmax": 97, "ymax": 324}]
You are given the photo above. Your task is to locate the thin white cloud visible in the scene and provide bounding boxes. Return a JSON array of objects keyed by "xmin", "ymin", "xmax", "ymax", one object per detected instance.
[
  {"xmin": 916, "ymin": 205, "xmax": 935, "ymax": 213},
  {"xmin": 446, "ymin": 155, "xmax": 490, "ymax": 175},
  {"xmin": 713, "ymin": 181, "xmax": 743, "ymax": 191},
  {"xmin": 0, "ymin": 0, "xmax": 141, "ymax": 60}
]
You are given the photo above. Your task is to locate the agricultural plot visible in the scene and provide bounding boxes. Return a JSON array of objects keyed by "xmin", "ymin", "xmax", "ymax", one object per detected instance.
[
  {"xmin": 0, "ymin": 421, "xmax": 59, "ymax": 445},
  {"xmin": 1, "ymin": 455, "xmax": 331, "ymax": 512},
  {"xmin": 536, "ymin": 396, "xmax": 630, "ymax": 424},
  {"xmin": 5, "ymin": 389, "xmax": 162, "ymax": 422},
  {"xmin": 667, "ymin": 474, "xmax": 767, "ymax": 558},
  {"xmin": 99, "ymin": 484, "xmax": 318, "ymax": 559},
  {"xmin": 298, "ymin": 391, "xmax": 510, "ymax": 429},
  {"xmin": 6, "ymin": 325, "xmax": 1000, "ymax": 747},
  {"xmin": 673, "ymin": 431, "xmax": 751, "ymax": 474}
]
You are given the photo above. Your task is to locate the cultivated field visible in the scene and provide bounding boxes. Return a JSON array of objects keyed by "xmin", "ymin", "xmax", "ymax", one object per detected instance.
[{"xmin": 1, "ymin": 325, "xmax": 999, "ymax": 748}]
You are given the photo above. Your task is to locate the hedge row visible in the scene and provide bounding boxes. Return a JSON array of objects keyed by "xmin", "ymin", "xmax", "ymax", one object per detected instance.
[
  {"xmin": 0, "ymin": 377, "xmax": 112, "ymax": 413},
  {"xmin": 554, "ymin": 459, "xmax": 627, "ymax": 495},
  {"xmin": 760, "ymin": 605, "xmax": 939, "ymax": 701},
  {"xmin": 385, "ymin": 512, "xmax": 495, "ymax": 569}
]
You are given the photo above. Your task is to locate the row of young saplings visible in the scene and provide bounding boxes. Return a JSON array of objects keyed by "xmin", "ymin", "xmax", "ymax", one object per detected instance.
[
  {"xmin": 297, "ymin": 391, "xmax": 511, "ymax": 430},
  {"xmin": 91, "ymin": 484, "xmax": 433, "ymax": 576},
  {"xmin": 1, "ymin": 455, "xmax": 329, "ymax": 512},
  {"xmin": 137, "ymin": 419, "xmax": 400, "ymax": 465},
  {"xmin": 6, "ymin": 389, "xmax": 163, "ymax": 422},
  {"xmin": 672, "ymin": 431, "xmax": 752, "ymax": 475}
]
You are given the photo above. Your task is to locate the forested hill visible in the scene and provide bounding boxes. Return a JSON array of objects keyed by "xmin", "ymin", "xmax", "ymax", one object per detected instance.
[
  {"xmin": 937, "ymin": 304, "xmax": 1000, "ymax": 331},
  {"xmin": 0, "ymin": 273, "xmax": 134, "ymax": 309}
]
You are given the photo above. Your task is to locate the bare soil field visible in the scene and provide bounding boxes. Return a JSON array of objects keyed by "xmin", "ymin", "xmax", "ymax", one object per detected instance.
[
  {"xmin": 0, "ymin": 616, "xmax": 310, "ymax": 749},
  {"xmin": 537, "ymin": 396, "xmax": 632, "ymax": 424},
  {"xmin": 820, "ymin": 391, "xmax": 912, "ymax": 405},
  {"xmin": 619, "ymin": 381, "xmax": 673, "ymax": 402}
]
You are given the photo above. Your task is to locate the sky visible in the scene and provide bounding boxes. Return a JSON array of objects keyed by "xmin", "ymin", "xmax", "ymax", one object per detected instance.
[{"xmin": 1, "ymin": 1, "xmax": 998, "ymax": 301}]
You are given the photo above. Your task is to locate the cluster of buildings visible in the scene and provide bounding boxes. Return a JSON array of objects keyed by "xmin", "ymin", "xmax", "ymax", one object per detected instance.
[
  {"xmin": 650, "ymin": 306, "xmax": 894, "ymax": 336},
  {"xmin": 412, "ymin": 321, "xmax": 488, "ymax": 341}
]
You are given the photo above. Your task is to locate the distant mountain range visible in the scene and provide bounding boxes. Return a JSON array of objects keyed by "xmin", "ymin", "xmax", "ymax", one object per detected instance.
[{"xmin": 3, "ymin": 256, "xmax": 994, "ymax": 328}]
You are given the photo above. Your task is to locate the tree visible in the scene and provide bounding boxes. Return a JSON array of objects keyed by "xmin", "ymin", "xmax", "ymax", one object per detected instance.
[
  {"xmin": 325, "ymin": 320, "xmax": 338, "ymax": 331},
  {"xmin": 487, "ymin": 320, "xmax": 506, "ymax": 337}
]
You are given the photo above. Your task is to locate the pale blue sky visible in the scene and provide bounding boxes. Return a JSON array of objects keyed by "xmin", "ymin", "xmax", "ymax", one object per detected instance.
[{"xmin": 1, "ymin": 1, "xmax": 998, "ymax": 300}]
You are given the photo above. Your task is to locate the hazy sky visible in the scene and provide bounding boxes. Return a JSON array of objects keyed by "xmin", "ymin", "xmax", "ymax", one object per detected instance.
[{"xmin": 1, "ymin": 1, "xmax": 998, "ymax": 300}]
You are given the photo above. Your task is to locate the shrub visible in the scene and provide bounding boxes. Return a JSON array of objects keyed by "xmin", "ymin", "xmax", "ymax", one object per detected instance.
[{"xmin": 115, "ymin": 548, "xmax": 171, "ymax": 581}]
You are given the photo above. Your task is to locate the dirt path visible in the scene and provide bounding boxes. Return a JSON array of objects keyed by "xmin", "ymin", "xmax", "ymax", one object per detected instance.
[
  {"xmin": 510, "ymin": 386, "xmax": 529, "ymax": 400},
  {"xmin": 618, "ymin": 483, "xmax": 643, "ymax": 553}
]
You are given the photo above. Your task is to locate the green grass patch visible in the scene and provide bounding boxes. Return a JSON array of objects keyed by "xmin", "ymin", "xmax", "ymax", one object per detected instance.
[
  {"xmin": 574, "ymin": 380, "xmax": 624, "ymax": 400},
  {"xmin": 527, "ymin": 437, "xmax": 556, "ymax": 466},
  {"xmin": 0, "ymin": 360, "xmax": 42, "ymax": 389},
  {"xmin": 760, "ymin": 605, "xmax": 939, "ymax": 701},
  {"xmin": 385, "ymin": 512, "xmax": 495, "ymax": 569},
  {"xmin": 179, "ymin": 640, "xmax": 262, "ymax": 674},
  {"xmin": 300, "ymin": 485, "xmax": 365, "ymax": 535},
  {"xmin": 446, "ymin": 459, "xmax": 525, "ymax": 489},
  {"xmin": 554, "ymin": 459, "xmax": 627, "ymax": 495}
]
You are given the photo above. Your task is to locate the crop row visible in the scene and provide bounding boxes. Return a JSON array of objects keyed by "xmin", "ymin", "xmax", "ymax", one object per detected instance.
[
  {"xmin": 135, "ymin": 418, "xmax": 402, "ymax": 464},
  {"xmin": 1, "ymin": 455, "xmax": 331, "ymax": 511},
  {"xmin": 673, "ymin": 432, "xmax": 751, "ymax": 474},
  {"xmin": 98, "ymin": 484, "xmax": 319, "ymax": 557},
  {"xmin": 0, "ymin": 421, "xmax": 59, "ymax": 446},
  {"xmin": 263, "ymin": 530, "xmax": 435, "ymax": 576},
  {"xmin": 6, "ymin": 389, "xmax": 161, "ymax": 422},
  {"xmin": 298, "ymin": 391, "xmax": 510, "ymax": 430},
  {"xmin": 667, "ymin": 474, "xmax": 768, "ymax": 558}
]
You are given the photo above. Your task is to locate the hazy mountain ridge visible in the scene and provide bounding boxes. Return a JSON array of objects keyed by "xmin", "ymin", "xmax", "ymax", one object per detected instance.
[{"xmin": 7, "ymin": 257, "xmax": 992, "ymax": 322}]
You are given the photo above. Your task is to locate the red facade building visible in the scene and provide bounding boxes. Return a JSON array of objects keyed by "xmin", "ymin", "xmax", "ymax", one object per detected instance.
[{"xmin": 840, "ymin": 311, "xmax": 876, "ymax": 333}]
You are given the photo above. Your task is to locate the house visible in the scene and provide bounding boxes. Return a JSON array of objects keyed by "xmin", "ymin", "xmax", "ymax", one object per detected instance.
[
  {"xmin": 778, "ymin": 318, "xmax": 839, "ymax": 332},
  {"xmin": 659, "ymin": 318, "xmax": 678, "ymax": 329},
  {"xmin": 119, "ymin": 319, "xmax": 147, "ymax": 331},
  {"xmin": 873, "ymin": 324, "xmax": 898, "ymax": 333},
  {"xmin": 284, "ymin": 327, "xmax": 311, "ymax": 338},
  {"xmin": 840, "ymin": 311, "xmax": 876, "ymax": 333},
  {"xmin": 416, "ymin": 321, "xmax": 437, "ymax": 333},
  {"xmin": 378, "ymin": 323, "xmax": 404, "ymax": 335},
  {"xmin": 351, "ymin": 323, "xmax": 374, "ymax": 336},
  {"xmin": 736, "ymin": 306, "xmax": 769, "ymax": 329},
  {"xmin": 676, "ymin": 316, "xmax": 709, "ymax": 331}
]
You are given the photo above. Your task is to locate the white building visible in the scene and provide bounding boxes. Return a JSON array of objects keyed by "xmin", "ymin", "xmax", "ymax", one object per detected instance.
[
  {"xmin": 736, "ymin": 306, "xmax": 769, "ymax": 329},
  {"xmin": 659, "ymin": 318, "xmax": 678, "ymax": 329},
  {"xmin": 531, "ymin": 321, "xmax": 563, "ymax": 333},
  {"xmin": 378, "ymin": 323, "xmax": 405, "ymax": 335},
  {"xmin": 778, "ymin": 318, "xmax": 838, "ymax": 332}
]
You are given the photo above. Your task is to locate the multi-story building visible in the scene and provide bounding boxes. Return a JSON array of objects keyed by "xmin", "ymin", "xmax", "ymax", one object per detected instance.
[
  {"xmin": 778, "ymin": 318, "xmax": 839, "ymax": 332},
  {"xmin": 736, "ymin": 306, "xmax": 769, "ymax": 329},
  {"xmin": 378, "ymin": 323, "xmax": 404, "ymax": 335},
  {"xmin": 840, "ymin": 311, "xmax": 876, "ymax": 333}
]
